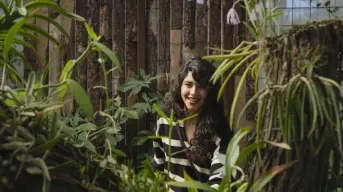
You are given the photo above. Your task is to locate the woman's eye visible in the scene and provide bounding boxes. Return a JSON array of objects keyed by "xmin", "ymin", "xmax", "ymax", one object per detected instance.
[{"xmin": 184, "ymin": 83, "xmax": 192, "ymax": 87}]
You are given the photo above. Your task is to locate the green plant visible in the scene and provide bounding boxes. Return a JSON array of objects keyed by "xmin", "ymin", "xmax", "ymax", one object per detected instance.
[
  {"xmin": 203, "ymin": 0, "xmax": 343, "ymax": 191},
  {"xmin": 0, "ymin": 0, "xmax": 85, "ymax": 87}
]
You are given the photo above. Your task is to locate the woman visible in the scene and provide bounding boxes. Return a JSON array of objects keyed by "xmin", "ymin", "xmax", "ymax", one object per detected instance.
[{"xmin": 153, "ymin": 58, "xmax": 234, "ymax": 191}]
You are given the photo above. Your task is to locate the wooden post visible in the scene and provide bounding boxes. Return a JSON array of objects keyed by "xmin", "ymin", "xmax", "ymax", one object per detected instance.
[
  {"xmin": 157, "ymin": 0, "xmax": 170, "ymax": 92},
  {"xmin": 112, "ymin": 0, "xmax": 126, "ymax": 157},
  {"xmin": 124, "ymin": 0, "xmax": 138, "ymax": 155},
  {"xmin": 195, "ymin": 0, "xmax": 208, "ymax": 57},
  {"xmin": 183, "ymin": 0, "xmax": 196, "ymax": 62},
  {"xmin": 86, "ymin": 0, "xmax": 103, "ymax": 121},
  {"xmin": 75, "ymin": 0, "xmax": 88, "ymax": 90},
  {"xmin": 170, "ymin": 0, "xmax": 183, "ymax": 88},
  {"xmin": 221, "ymin": 0, "xmax": 235, "ymax": 123}
]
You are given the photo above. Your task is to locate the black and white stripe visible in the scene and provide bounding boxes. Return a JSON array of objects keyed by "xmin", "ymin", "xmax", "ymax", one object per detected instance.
[{"xmin": 153, "ymin": 117, "xmax": 231, "ymax": 192}]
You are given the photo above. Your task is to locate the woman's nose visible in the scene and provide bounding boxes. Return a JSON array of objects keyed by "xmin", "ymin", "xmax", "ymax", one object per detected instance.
[{"xmin": 190, "ymin": 86, "xmax": 198, "ymax": 95}]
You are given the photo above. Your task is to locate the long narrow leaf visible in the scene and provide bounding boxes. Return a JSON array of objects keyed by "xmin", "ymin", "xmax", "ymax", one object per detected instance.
[
  {"xmin": 26, "ymin": 71, "xmax": 36, "ymax": 99},
  {"xmin": 4, "ymin": 17, "xmax": 29, "ymax": 66},
  {"xmin": 23, "ymin": 23, "xmax": 62, "ymax": 48},
  {"xmin": 67, "ymin": 79, "xmax": 94, "ymax": 119},
  {"xmin": 25, "ymin": 1, "xmax": 85, "ymax": 21},
  {"xmin": 33, "ymin": 13, "xmax": 70, "ymax": 38},
  {"xmin": 0, "ymin": 1, "xmax": 10, "ymax": 16},
  {"xmin": 220, "ymin": 127, "xmax": 250, "ymax": 192},
  {"xmin": 168, "ymin": 181, "xmax": 216, "ymax": 192},
  {"xmin": 84, "ymin": 22, "xmax": 97, "ymax": 40},
  {"xmin": 300, "ymin": 77, "xmax": 318, "ymax": 136},
  {"xmin": 229, "ymin": 61, "xmax": 256, "ymax": 129},
  {"xmin": 248, "ymin": 162, "xmax": 296, "ymax": 192},
  {"xmin": 217, "ymin": 54, "xmax": 258, "ymax": 101},
  {"xmin": 92, "ymin": 41, "xmax": 121, "ymax": 69}
]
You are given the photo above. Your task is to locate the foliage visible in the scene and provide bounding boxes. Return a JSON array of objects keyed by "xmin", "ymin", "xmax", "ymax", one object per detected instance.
[
  {"xmin": 0, "ymin": 0, "xmax": 85, "ymax": 86},
  {"xmin": 202, "ymin": 0, "xmax": 343, "ymax": 191}
]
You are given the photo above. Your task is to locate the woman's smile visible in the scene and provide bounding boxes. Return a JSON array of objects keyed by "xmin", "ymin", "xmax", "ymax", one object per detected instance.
[{"xmin": 181, "ymin": 72, "xmax": 208, "ymax": 113}]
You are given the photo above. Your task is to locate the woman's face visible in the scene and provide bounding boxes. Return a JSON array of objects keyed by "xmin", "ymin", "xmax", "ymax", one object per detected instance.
[{"xmin": 181, "ymin": 72, "xmax": 209, "ymax": 114}]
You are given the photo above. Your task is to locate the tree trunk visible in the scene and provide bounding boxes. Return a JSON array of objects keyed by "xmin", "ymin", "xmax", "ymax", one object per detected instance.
[{"xmin": 245, "ymin": 19, "xmax": 343, "ymax": 192}]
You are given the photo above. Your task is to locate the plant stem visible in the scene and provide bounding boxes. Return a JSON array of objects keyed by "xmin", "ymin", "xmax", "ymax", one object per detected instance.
[
  {"xmin": 0, "ymin": 64, "xmax": 7, "ymax": 89},
  {"xmin": 8, "ymin": 0, "xmax": 14, "ymax": 8}
]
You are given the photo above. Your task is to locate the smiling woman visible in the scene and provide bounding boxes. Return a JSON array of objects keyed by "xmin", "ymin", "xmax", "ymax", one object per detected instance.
[{"xmin": 153, "ymin": 58, "xmax": 235, "ymax": 192}]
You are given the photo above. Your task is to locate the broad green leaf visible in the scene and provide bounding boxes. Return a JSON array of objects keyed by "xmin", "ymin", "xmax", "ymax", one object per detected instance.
[
  {"xmin": 84, "ymin": 22, "xmax": 97, "ymax": 40},
  {"xmin": 67, "ymin": 79, "xmax": 94, "ymax": 119},
  {"xmin": 25, "ymin": 1, "xmax": 85, "ymax": 21},
  {"xmin": 92, "ymin": 41, "xmax": 121, "ymax": 69},
  {"xmin": 168, "ymin": 181, "xmax": 216, "ymax": 192}
]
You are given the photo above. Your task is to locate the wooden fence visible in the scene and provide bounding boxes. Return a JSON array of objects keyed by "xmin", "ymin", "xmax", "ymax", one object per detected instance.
[{"xmin": 23, "ymin": 0, "xmax": 256, "ymax": 155}]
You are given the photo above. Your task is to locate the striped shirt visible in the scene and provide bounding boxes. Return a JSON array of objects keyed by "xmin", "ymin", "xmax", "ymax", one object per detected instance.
[{"xmin": 153, "ymin": 117, "xmax": 232, "ymax": 192}]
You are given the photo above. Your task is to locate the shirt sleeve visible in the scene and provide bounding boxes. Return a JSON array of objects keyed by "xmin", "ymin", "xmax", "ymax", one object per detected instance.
[
  {"xmin": 207, "ymin": 136, "xmax": 227, "ymax": 189},
  {"xmin": 207, "ymin": 127, "xmax": 235, "ymax": 189},
  {"xmin": 152, "ymin": 118, "xmax": 165, "ymax": 171}
]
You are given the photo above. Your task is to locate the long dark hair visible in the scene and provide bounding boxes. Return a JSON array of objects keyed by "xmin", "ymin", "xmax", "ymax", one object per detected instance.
[{"xmin": 164, "ymin": 58, "xmax": 228, "ymax": 163}]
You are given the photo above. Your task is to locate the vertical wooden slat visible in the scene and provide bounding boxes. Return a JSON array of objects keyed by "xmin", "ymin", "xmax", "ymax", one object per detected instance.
[
  {"xmin": 48, "ymin": 12, "xmax": 62, "ymax": 86},
  {"xmin": 136, "ymin": 0, "xmax": 147, "ymax": 161},
  {"xmin": 124, "ymin": 0, "xmax": 138, "ymax": 153},
  {"xmin": 75, "ymin": 0, "xmax": 88, "ymax": 91},
  {"xmin": 23, "ymin": 0, "xmax": 36, "ymax": 79},
  {"xmin": 36, "ymin": 7, "xmax": 48, "ymax": 73},
  {"xmin": 183, "ymin": 0, "xmax": 196, "ymax": 62},
  {"xmin": 86, "ymin": 0, "xmax": 103, "ymax": 119},
  {"xmin": 208, "ymin": 0, "xmax": 221, "ymax": 54},
  {"xmin": 112, "ymin": 0, "xmax": 125, "ymax": 96},
  {"xmin": 147, "ymin": 0, "xmax": 158, "ymax": 79},
  {"xmin": 195, "ymin": 0, "xmax": 208, "ymax": 57},
  {"xmin": 170, "ymin": 0, "xmax": 183, "ymax": 88},
  {"xmin": 100, "ymin": 0, "xmax": 112, "ymax": 106},
  {"xmin": 112, "ymin": 0, "xmax": 126, "ymax": 155},
  {"xmin": 222, "ymin": 0, "xmax": 235, "ymax": 121},
  {"xmin": 157, "ymin": 0, "xmax": 170, "ymax": 92}
]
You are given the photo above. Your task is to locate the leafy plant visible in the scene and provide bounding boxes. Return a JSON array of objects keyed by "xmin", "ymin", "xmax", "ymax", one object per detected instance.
[
  {"xmin": 203, "ymin": 0, "xmax": 343, "ymax": 191},
  {"xmin": 0, "ymin": 0, "xmax": 85, "ymax": 86}
]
